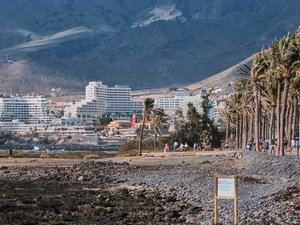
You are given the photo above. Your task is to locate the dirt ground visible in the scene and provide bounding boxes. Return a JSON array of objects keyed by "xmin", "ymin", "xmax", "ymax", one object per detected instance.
[
  {"xmin": 0, "ymin": 150, "xmax": 244, "ymax": 225},
  {"xmin": 0, "ymin": 150, "xmax": 240, "ymax": 167}
]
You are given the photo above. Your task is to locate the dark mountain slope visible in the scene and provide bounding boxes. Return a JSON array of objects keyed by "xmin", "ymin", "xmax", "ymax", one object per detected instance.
[{"xmin": 0, "ymin": 0, "xmax": 299, "ymax": 94}]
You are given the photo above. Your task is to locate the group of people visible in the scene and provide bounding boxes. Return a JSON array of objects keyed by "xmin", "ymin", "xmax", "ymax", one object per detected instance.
[
  {"xmin": 223, "ymin": 142, "xmax": 236, "ymax": 150},
  {"xmin": 164, "ymin": 141, "xmax": 203, "ymax": 153},
  {"xmin": 173, "ymin": 142, "xmax": 190, "ymax": 152},
  {"xmin": 247, "ymin": 138, "xmax": 277, "ymax": 154},
  {"xmin": 163, "ymin": 141, "xmax": 189, "ymax": 152}
]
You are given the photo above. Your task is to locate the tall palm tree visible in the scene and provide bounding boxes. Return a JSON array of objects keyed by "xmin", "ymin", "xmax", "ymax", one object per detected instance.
[
  {"xmin": 251, "ymin": 52, "xmax": 269, "ymax": 151},
  {"xmin": 265, "ymin": 59, "xmax": 278, "ymax": 143},
  {"xmin": 138, "ymin": 98, "xmax": 155, "ymax": 156},
  {"xmin": 231, "ymin": 78, "xmax": 253, "ymax": 148},
  {"xmin": 151, "ymin": 107, "xmax": 167, "ymax": 149},
  {"xmin": 228, "ymin": 92, "xmax": 242, "ymax": 148},
  {"xmin": 225, "ymin": 98, "xmax": 237, "ymax": 146}
]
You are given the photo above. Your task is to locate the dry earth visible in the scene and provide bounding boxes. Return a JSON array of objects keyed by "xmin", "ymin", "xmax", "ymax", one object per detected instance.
[{"xmin": 0, "ymin": 151, "xmax": 299, "ymax": 225}]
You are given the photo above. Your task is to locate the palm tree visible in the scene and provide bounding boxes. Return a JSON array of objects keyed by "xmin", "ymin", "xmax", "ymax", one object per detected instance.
[
  {"xmin": 265, "ymin": 61, "xmax": 278, "ymax": 144},
  {"xmin": 225, "ymin": 94, "xmax": 239, "ymax": 147},
  {"xmin": 151, "ymin": 107, "xmax": 167, "ymax": 149},
  {"xmin": 250, "ymin": 51, "xmax": 269, "ymax": 151},
  {"xmin": 186, "ymin": 102, "xmax": 202, "ymax": 144},
  {"xmin": 138, "ymin": 98, "xmax": 155, "ymax": 156}
]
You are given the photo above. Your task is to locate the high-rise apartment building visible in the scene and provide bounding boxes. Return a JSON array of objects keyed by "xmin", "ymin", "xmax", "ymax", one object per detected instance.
[
  {"xmin": 0, "ymin": 95, "xmax": 49, "ymax": 123},
  {"xmin": 64, "ymin": 81, "xmax": 143, "ymax": 119}
]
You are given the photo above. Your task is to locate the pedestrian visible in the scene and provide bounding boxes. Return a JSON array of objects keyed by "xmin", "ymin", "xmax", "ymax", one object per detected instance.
[
  {"xmin": 247, "ymin": 139, "xmax": 252, "ymax": 151},
  {"xmin": 9, "ymin": 148, "xmax": 13, "ymax": 158},
  {"xmin": 173, "ymin": 141, "xmax": 178, "ymax": 152},
  {"xmin": 193, "ymin": 142, "xmax": 198, "ymax": 150},
  {"xmin": 164, "ymin": 143, "xmax": 170, "ymax": 153},
  {"xmin": 224, "ymin": 142, "xmax": 229, "ymax": 150},
  {"xmin": 270, "ymin": 140, "xmax": 275, "ymax": 155}
]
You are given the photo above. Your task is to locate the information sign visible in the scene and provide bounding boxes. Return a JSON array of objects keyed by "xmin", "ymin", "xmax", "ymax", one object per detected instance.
[
  {"xmin": 217, "ymin": 178, "xmax": 235, "ymax": 197},
  {"xmin": 214, "ymin": 175, "xmax": 238, "ymax": 225}
]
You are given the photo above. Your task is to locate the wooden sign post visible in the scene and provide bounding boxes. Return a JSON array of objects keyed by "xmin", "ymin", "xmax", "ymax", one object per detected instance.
[{"xmin": 214, "ymin": 175, "xmax": 238, "ymax": 225}]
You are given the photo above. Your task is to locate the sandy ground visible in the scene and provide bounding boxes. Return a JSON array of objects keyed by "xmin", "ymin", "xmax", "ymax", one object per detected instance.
[{"xmin": 0, "ymin": 150, "xmax": 239, "ymax": 167}]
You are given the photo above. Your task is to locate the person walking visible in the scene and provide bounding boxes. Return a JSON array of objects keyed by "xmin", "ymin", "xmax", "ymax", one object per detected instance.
[
  {"xmin": 270, "ymin": 140, "xmax": 275, "ymax": 155},
  {"xmin": 173, "ymin": 141, "xmax": 178, "ymax": 152},
  {"xmin": 164, "ymin": 143, "xmax": 170, "ymax": 153},
  {"xmin": 9, "ymin": 149, "xmax": 13, "ymax": 158}
]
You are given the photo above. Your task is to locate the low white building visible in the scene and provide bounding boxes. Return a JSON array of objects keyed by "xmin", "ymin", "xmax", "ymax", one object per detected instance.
[
  {"xmin": 154, "ymin": 93, "xmax": 191, "ymax": 109},
  {"xmin": 155, "ymin": 92, "xmax": 214, "ymax": 120},
  {"xmin": 0, "ymin": 95, "xmax": 49, "ymax": 123},
  {"xmin": 64, "ymin": 81, "xmax": 143, "ymax": 120},
  {"xmin": 0, "ymin": 121, "xmax": 93, "ymax": 135}
]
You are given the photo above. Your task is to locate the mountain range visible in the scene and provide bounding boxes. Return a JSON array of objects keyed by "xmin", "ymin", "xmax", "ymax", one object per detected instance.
[{"xmin": 0, "ymin": 0, "xmax": 299, "ymax": 95}]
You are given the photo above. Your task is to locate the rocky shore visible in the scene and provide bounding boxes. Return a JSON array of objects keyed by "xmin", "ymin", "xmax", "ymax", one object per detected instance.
[{"xmin": 0, "ymin": 151, "xmax": 299, "ymax": 224}]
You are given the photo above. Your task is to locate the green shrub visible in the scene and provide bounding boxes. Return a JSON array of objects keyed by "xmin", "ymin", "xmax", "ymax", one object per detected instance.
[
  {"xmin": 39, "ymin": 153, "xmax": 51, "ymax": 158},
  {"xmin": 83, "ymin": 154, "xmax": 102, "ymax": 159},
  {"xmin": 119, "ymin": 137, "xmax": 171, "ymax": 155},
  {"xmin": 0, "ymin": 150, "xmax": 112, "ymax": 159}
]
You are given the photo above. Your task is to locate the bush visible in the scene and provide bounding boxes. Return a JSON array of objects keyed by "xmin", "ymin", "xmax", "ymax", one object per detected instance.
[
  {"xmin": 0, "ymin": 128, "xmax": 13, "ymax": 145},
  {"xmin": 0, "ymin": 150, "xmax": 112, "ymax": 159},
  {"xmin": 119, "ymin": 137, "xmax": 171, "ymax": 155},
  {"xmin": 119, "ymin": 139, "xmax": 139, "ymax": 154},
  {"xmin": 39, "ymin": 153, "xmax": 51, "ymax": 158},
  {"xmin": 83, "ymin": 154, "xmax": 102, "ymax": 160}
]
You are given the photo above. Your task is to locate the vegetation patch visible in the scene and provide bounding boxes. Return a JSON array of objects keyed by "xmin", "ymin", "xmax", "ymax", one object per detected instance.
[
  {"xmin": 0, "ymin": 150, "xmax": 112, "ymax": 159},
  {"xmin": 83, "ymin": 154, "xmax": 103, "ymax": 160}
]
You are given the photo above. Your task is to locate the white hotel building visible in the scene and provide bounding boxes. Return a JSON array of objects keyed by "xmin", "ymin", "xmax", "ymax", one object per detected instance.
[
  {"xmin": 64, "ymin": 81, "xmax": 143, "ymax": 119},
  {"xmin": 154, "ymin": 93, "xmax": 192, "ymax": 109},
  {"xmin": 0, "ymin": 95, "xmax": 49, "ymax": 123},
  {"xmin": 155, "ymin": 92, "xmax": 214, "ymax": 120}
]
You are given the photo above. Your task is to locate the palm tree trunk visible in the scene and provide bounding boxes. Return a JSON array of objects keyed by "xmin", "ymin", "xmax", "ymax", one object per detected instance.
[
  {"xmin": 254, "ymin": 86, "xmax": 260, "ymax": 151},
  {"xmin": 292, "ymin": 95, "xmax": 299, "ymax": 140},
  {"xmin": 276, "ymin": 80, "xmax": 282, "ymax": 155},
  {"xmin": 261, "ymin": 115, "xmax": 265, "ymax": 140},
  {"xmin": 138, "ymin": 114, "xmax": 146, "ymax": 156},
  {"xmin": 235, "ymin": 116, "xmax": 239, "ymax": 148},
  {"xmin": 239, "ymin": 113, "xmax": 243, "ymax": 149},
  {"xmin": 279, "ymin": 78, "xmax": 290, "ymax": 156},
  {"xmin": 242, "ymin": 113, "xmax": 247, "ymax": 149},
  {"xmin": 249, "ymin": 109, "xmax": 254, "ymax": 142},
  {"xmin": 287, "ymin": 100, "xmax": 293, "ymax": 147},
  {"xmin": 226, "ymin": 114, "xmax": 230, "ymax": 144},
  {"xmin": 269, "ymin": 104, "xmax": 276, "ymax": 142}
]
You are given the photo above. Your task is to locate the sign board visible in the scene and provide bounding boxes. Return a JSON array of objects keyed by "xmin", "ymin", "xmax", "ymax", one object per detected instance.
[
  {"xmin": 214, "ymin": 175, "xmax": 238, "ymax": 225},
  {"xmin": 217, "ymin": 178, "xmax": 235, "ymax": 197}
]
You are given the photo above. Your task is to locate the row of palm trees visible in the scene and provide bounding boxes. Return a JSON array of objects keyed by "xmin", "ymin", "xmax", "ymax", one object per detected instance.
[{"xmin": 226, "ymin": 27, "xmax": 300, "ymax": 156}]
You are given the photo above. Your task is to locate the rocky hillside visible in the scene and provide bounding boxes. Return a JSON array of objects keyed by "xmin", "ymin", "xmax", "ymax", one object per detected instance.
[{"xmin": 0, "ymin": 0, "xmax": 299, "ymax": 94}]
